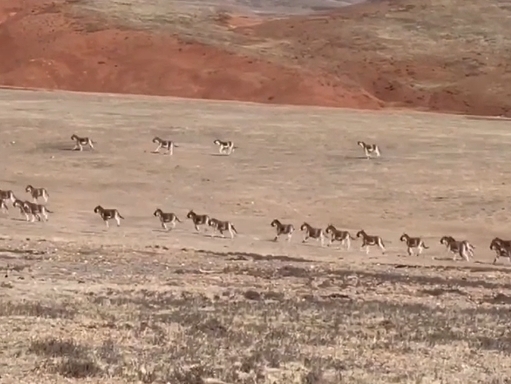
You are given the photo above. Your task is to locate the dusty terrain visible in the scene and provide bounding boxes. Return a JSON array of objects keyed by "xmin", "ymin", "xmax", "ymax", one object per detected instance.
[
  {"xmin": 1, "ymin": 0, "xmax": 510, "ymax": 116},
  {"xmin": 1, "ymin": 89, "xmax": 511, "ymax": 382}
]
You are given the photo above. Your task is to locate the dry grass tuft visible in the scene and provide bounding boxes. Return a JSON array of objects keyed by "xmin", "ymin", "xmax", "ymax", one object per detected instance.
[
  {"xmin": 55, "ymin": 358, "xmax": 103, "ymax": 378},
  {"xmin": 0, "ymin": 301, "xmax": 75, "ymax": 319},
  {"xmin": 28, "ymin": 338, "xmax": 88, "ymax": 359}
]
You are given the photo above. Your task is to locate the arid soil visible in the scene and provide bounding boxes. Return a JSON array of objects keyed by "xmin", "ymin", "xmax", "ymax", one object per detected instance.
[
  {"xmin": 1, "ymin": 89, "xmax": 511, "ymax": 382},
  {"xmin": 1, "ymin": 0, "xmax": 510, "ymax": 116}
]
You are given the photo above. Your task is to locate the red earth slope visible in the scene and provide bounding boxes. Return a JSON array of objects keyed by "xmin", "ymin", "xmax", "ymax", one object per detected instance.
[
  {"xmin": 1, "ymin": 0, "xmax": 509, "ymax": 116},
  {"xmin": 0, "ymin": 0, "xmax": 382, "ymax": 110}
]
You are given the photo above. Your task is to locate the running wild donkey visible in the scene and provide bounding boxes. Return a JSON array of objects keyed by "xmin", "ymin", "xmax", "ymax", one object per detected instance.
[
  {"xmin": 12, "ymin": 199, "xmax": 31, "ymax": 221},
  {"xmin": 23, "ymin": 201, "xmax": 53, "ymax": 222},
  {"xmin": 186, "ymin": 210, "xmax": 210, "ymax": 232},
  {"xmin": 440, "ymin": 236, "xmax": 474, "ymax": 261},
  {"xmin": 208, "ymin": 218, "xmax": 238, "ymax": 239},
  {"xmin": 152, "ymin": 137, "xmax": 177, "ymax": 155},
  {"xmin": 0, "ymin": 189, "xmax": 16, "ymax": 204},
  {"xmin": 213, "ymin": 140, "xmax": 235, "ymax": 155},
  {"xmin": 325, "ymin": 225, "xmax": 355, "ymax": 250},
  {"xmin": 300, "ymin": 223, "xmax": 326, "ymax": 247},
  {"xmin": 357, "ymin": 141, "xmax": 381, "ymax": 159},
  {"xmin": 94, "ymin": 205, "xmax": 125, "ymax": 228},
  {"xmin": 25, "ymin": 185, "xmax": 49, "ymax": 203},
  {"xmin": 270, "ymin": 219, "xmax": 295, "ymax": 242},
  {"xmin": 153, "ymin": 208, "xmax": 182, "ymax": 230},
  {"xmin": 490, "ymin": 237, "xmax": 511, "ymax": 264},
  {"xmin": 357, "ymin": 230, "xmax": 386, "ymax": 254},
  {"xmin": 71, "ymin": 134, "xmax": 95, "ymax": 151},
  {"xmin": 400, "ymin": 233, "xmax": 429, "ymax": 256}
]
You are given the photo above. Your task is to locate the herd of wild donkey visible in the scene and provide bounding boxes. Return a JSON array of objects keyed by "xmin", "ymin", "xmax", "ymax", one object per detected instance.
[{"xmin": 1, "ymin": 134, "xmax": 509, "ymax": 265}]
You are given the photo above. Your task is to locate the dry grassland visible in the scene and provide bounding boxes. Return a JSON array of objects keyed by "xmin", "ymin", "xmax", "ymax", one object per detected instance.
[{"xmin": 1, "ymin": 89, "xmax": 511, "ymax": 383}]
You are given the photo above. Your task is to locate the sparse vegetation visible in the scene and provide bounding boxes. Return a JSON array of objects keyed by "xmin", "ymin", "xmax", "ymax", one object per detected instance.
[
  {"xmin": 0, "ymin": 300, "xmax": 75, "ymax": 319},
  {"xmin": 4, "ymin": 262, "xmax": 511, "ymax": 383}
]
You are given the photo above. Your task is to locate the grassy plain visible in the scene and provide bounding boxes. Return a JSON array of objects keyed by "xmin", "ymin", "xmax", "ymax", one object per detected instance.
[{"xmin": 1, "ymin": 89, "xmax": 511, "ymax": 383}]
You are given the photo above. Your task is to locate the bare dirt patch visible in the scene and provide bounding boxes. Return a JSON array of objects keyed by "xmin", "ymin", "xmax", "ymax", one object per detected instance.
[{"xmin": 1, "ymin": 89, "xmax": 511, "ymax": 382}]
